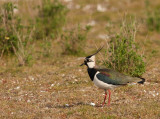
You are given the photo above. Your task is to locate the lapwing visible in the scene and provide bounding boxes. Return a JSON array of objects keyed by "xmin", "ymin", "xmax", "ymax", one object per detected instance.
[{"xmin": 80, "ymin": 46, "xmax": 145, "ymax": 106}]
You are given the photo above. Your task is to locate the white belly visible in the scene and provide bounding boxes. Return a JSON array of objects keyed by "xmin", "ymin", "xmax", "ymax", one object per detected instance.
[{"xmin": 93, "ymin": 72, "xmax": 117, "ymax": 90}]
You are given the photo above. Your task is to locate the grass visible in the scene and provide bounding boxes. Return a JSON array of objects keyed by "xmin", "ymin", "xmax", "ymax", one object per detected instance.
[
  {"xmin": 145, "ymin": 0, "xmax": 160, "ymax": 32},
  {"xmin": 35, "ymin": 0, "xmax": 68, "ymax": 39},
  {"xmin": 0, "ymin": 55, "xmax": 160, "ymax": 119},
  {"xmin": 61, "ymin": 25, "xmax": 91, "ymax": 56},
  {"xmin": 0, "ymin": 0, "xmax": 160, "ymax": 119}
]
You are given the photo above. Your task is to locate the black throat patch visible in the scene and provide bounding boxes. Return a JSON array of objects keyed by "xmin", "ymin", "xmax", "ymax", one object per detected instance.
[{"xmin": 87, "ymin": 68, "xmax": 97, "ymax": 81}]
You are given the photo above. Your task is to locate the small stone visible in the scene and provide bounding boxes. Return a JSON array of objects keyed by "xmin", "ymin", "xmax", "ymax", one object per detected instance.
[
  {"xmin": 40, "ymin": 90, "xmax": 45, "ymax": 93},
  {"xmin": 75, "ymin": 79, "xmax": 78, "ymax": 82},
  {"xmin": 90, "ymin": 102, "xmax": 95, "ymax": 106},
  {"xmin": 87, "ymin": 20, "xmax": 96, "ymax": 26},
  {"xmin": 15, "ymin": 86, "xmax": 20, "ymax": 90},
  {"xmin": 27, "ymin": 100, "xmax": 31, "ymax": 103},
  {"xmin": 98, "ymin": 34, "xmax": 109, "ymax": 40},
  {"xmin": 51, "ymin": 84, "xmax": 55, "ymax": 87},
  {"xmin": 65, "ymin": 104, "xmax": 69, "ymax": 107},
  {"xmin": 64, "ymin": 0, "xmax": 72, "ymax": 2},
  {"xmin": 97, "ymin": 4, "xmax": 106, "ymax": 12}
]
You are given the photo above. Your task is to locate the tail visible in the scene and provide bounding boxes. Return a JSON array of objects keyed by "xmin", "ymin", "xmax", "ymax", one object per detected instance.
[{"xmin": 138, "ymin": 77, "xmax": 145, "ymax": 84}]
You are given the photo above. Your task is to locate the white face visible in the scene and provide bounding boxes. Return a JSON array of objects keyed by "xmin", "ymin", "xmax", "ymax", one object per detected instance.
[{"xmin": 86, "ymin": 55, "xmax": 95, "ymax": 68}]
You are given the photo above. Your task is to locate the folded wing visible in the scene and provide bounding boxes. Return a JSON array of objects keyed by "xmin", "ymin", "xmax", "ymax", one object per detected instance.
[{"xmin": 96, "ymin": 68, "xmax": 144, "ymax": 85}]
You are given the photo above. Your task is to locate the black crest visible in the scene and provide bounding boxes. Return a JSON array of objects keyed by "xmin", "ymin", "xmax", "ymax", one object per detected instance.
[{"xmin": 86, "ymin": 45, "xmax": 104, "ymax": 58}]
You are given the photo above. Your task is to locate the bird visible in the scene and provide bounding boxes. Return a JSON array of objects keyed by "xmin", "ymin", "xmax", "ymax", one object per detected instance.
[{"xmin": 80, "ymin": 46, "xmax": 145, "ymax": 106}]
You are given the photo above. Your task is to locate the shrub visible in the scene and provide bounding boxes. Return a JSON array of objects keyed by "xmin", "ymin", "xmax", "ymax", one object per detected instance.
[
  {"xmin": 104, "ymin": 20, "xmax": 146, "ymax": 77},
  {"xmin": 145, "ymin": 0, "xmax": 160, "ymax": 32},
  {"xmin": 61, "ymin": 25, "xmax": 91, "ymax": 56},
  {"xmin": 40, "ymin": 38, "xmax": 52, "ymax": 58},
  {"xmin": 35, "ymin": 0, "xmax": 68, "ymax": 39},
  {"xmin": 0, "ymin": 2, "xmax": 33, "ymax": 66},
  {"xmin": 0, "ymin": 2, "xmax": 19, "ymax": 55}
]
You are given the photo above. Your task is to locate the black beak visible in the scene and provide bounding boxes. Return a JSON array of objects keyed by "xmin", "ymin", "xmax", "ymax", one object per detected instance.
[{"xmin": 80, "ymin": 62, "xmax": 85, "ymax": 66}]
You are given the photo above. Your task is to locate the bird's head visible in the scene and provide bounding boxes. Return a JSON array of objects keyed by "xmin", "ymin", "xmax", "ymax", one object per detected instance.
[{"xmin": 80, "ymin": 46, "xmax": 103, "ymax": 68}]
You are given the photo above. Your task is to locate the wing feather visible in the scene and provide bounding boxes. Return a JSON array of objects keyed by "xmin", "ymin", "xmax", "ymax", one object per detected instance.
[{"xmin": 95, "ymin": 68, "xmax": 143, "ymax": 85}]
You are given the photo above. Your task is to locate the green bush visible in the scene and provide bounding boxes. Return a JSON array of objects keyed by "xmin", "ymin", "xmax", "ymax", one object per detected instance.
[
  {"xmin": 35, "ymin": 0, "xmax": 68, "ymax": 39},
  {"xmin": 0, "ymin": 2, "xmax": 33, "ymax": 65},
  {"xmin": 0, "ymin": 2, "xmax": 19, "ymax": 55},
  {"xmin": 61, "ymin": 25, "xmax": 91, "ymax": 56},
  {"xmin": 40, "ymin": 38, "xmax": 52, "ymax": 57},
  {"xmin": 145, "ymin": 0, "xmax": 160, "ymax": 32},
  {"xmin": 104, "ymin": 20, "xmax": 146, "ymax": 77}
]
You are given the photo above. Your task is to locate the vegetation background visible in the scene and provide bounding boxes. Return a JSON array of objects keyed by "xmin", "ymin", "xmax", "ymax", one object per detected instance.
[{"xmin": 0, "ymin": 0, "xmax": 159, "ymax": 118}]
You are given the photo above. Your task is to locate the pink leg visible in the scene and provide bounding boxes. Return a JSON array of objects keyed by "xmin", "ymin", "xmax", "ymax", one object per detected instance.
[
  {"xmin": 107, "ymin": 89, "xmax": 111, "ymax": 106},
  {"xmin": 102, "ymin": 90, "xmax": 107, "ymax": 106}
]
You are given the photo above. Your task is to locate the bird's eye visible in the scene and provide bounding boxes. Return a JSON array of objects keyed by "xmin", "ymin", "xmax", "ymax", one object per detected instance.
[
  {"xmin": 88, "ymin": 59, "xmax": 92, "ymax": 62},
  {"xmin": 88, "ymin": 59, "xmax": 91, "ymax": 62},
  {"xmin": 85, "ymin": 59, "xmax": 89, "ymax": 62},
  {"xmin": 85, "ymin": 58, "xmax": 93, "ymax": 62}
]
